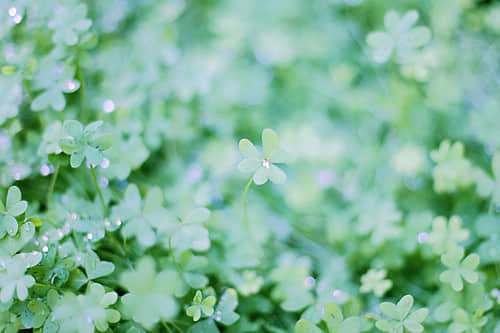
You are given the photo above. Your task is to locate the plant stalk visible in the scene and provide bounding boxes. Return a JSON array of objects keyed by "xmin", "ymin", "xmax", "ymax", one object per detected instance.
[{"xmin": 90, "ymin": 164, "xmax": 107, "ymax": 217}]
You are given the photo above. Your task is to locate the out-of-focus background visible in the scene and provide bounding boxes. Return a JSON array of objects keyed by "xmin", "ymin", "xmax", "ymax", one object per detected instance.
[{"xmin": 1, "ymin": 0, "xmax": 500, "ymax": 332}]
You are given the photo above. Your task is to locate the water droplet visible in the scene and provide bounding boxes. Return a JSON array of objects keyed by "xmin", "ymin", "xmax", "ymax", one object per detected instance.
[
  {"xmin": 332, "ymin": 289, "xmax": 342, "ymax": 297},
  {"xmin": 262, "ymin": 158, "xmax": 270, "ymax": 168},
  {"xmin": 216, "ymin": 316, "xmax": 221, "ymax": 321},
  {"xmin": 64, "ymin": 80, "xmax": 77, "ymax": 91},
  {"xmin": 41, "ymin": 235, "xmax": 49, "ymax": 242},
  {"xmin": 303, "ymin": 276, "xmax": 315, "ymax": 288},
  {"xmin": 71, "ymin": 213, "xmax": 78, "ymax": 220},
  {"xmin": 8, "ymin": 7, "xmax": 17, "ymax": 16},
  {"xmin": 100, "ymin": 158, "xmax": 110, "ymax": 169},
  {"xmin": 87, "ymin": 233, "xmax": 93, "ymax": 240},
  {"xmin": 104, "ymin": 220, "xmax": 111, "ymax": 227},
  {"xmin": 102, "ymin": 99, "xmax": 115, "ymax": 113},
  {"xmin": 318, "ymin": 169, "xmax": 336, "ymax": 188},
  {"xmin": 14, "ymin": 172, "xmax": 21, "ymax": 180},
  {"xmin": 57, "ymin": 229, "xmax": 64, "ymax": 238},
  {"xmin": 86, "ymin": 315, "xmax": 93, "ymax": 324},
  {"xmin": 40, "ymin": 164, "xmax": 51, "ymax": 176},
  {"xmin": 491, "ymin": 288, "xmax": 500, "ymax": 298},
  {"xmin": 417, "ymin": 232, "xmax": 428, "ymax": 243},
  {"xmin": 42, "ymin": 246, "xmax": 49, "ymax": 252},
  {"xmin": 115, "ymin": 218, "xmax": 122, "ymax": 226},
  {"xmin": 13, "ymin": 15, "xmax": 22, "ymax": 24},
  {"xmin": 99, "ymin": 177, "xmax": 109, "ymax": 187}
]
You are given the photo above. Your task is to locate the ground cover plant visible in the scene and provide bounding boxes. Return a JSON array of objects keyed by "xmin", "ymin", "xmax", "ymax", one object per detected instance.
[{"xmin": 0, "ymin": 0, "xmax": 499, "ymax": 332}]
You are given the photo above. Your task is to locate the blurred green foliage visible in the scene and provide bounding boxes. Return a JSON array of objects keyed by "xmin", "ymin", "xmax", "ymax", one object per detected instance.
[{"xmin": 0, "ymin": 0, "xmax": 499, "ymax": 331}]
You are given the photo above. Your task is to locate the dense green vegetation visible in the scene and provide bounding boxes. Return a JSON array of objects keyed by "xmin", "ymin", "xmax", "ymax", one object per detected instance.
[{"xmin": 0, "ymin": 0, "xmax": 499, "ymax": 332}]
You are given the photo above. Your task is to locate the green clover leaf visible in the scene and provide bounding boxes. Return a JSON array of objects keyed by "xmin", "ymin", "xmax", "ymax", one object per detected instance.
[
  {"xmin": 366, "ymin": 10, "xmax": 431, "ymax": 63},
  {"xmin": 214, "ymin": 288, "xmax": 240, "ymax": 325},
  {"xmin": 439, "ymin": 247, "xmax": 480, "ymax": 291},
  {"xmin": 53, "ymin": 282, "xmax": 120, "ymax": 333},
  {"xmin": 119, "ymin": 256, "xmax": 179, "ymax": 329},
  {"xmin": 360, "ymin": 269, "xmax": 392, "ymax": 297},
  {"xmin": 48, "ymin": 3, "xmax": 92, "ymax": 46},
  {"xmin": 430, "ymin": 141, "xmax": 475, "ymax": 193},
  {"xmin": 448, "ymin": 308, "xmax": 488, "ymax": 333},
  {"xmin": 427, "ymin": 215, "xmax": 469, "ymax": 255},
  {"xmin": 187, "ymin": 290, "xmax": 216, "ymax": 322},
  {"xmin": 112, "ymin": 184, "xmax": 168, "ymax": 247},
  {"xmin": 295, "ymin": 303, "xmax": 362, "ymax": 333},
  {"xmin": 0, "ymin": 255, "xmax": 38, "ymax": 302},
  {"xmin": 238, "ymin": 128, "xmax": 289, "ymax": 185},
  {"xmin": 59, "ymin": 120, "xmax": 113, "ymax": 168},
  {"xmin": 376, "ymin": 295, "xmax": 428, "ymax": 333},
  {"xmin": 31, "ymin": 59, "xmax": 80, "ymax": 111},
  {"xmin": 0, "ymin": 186, "xmax": 28, "ymax": 238},
  {"xmin": 0, "ymin": 75, "xmax": 22, "ymax": 125}
]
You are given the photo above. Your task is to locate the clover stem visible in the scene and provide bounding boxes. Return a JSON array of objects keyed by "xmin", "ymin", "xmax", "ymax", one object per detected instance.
[
  {"xmin": 47, "ymin": 161, "xmax": 60, "ymax": 208},
  {"xmin": 76, "ymin": 63, "xmax": 89, "ymax": 123},
  {"xmin": 488, "ymin": 198, "xmax": 494, "ymax": 215},
  {"xmin": 242, "ymin": 177, "xmax": 261, "ymax": 259},
  {"xmin": 161, "ymin": 321, "xmax": 173, "ymax": 333},
  {"xmin": 90, "ymin": 165, "xmax": 107, "ymax": 217},
  {"xmin": 34, "ymin": 282, "xmax": 62, "ymax": 291},
  {"xmin": 169, "ymin": 236, "xmax": 187, "ymax": 284}
]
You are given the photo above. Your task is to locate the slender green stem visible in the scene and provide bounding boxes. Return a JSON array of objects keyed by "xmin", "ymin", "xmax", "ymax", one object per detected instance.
[
  {"xmin": 169, "ymin": 236, "xmax": 187, "ymax": 284},
  {"xmin": 161, "ymin": 321, "xmax": 173, "ymax": 333},
  {"xmin": 488, "ymin": 198, "xmax": 494, "ymax": 215},
  {"xmin": 34, "ymin": 282, "xmax": 62, "ymax": 291},
  {"xmin": 90, "ymin": 165, "xmax": 107, "ymax": 217},
  {"xmin": 47, "ymin": 162, "xmax": 60, "ymax": 208},
  {"xmin": 76, "ymin": 63, "xmax": 89, "ymax": 123},
  {"xmin": 242, "ymin": 177, "xmax": 261, "ymax": 259}
]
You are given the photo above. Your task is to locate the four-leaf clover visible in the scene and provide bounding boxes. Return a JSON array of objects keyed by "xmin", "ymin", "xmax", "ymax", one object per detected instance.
[
  {"xmin": 238, "ymin": 128, "xmax": 289, "ymax": 185},
  {"xmin": 59, "ymin": 120, "xmax": 113, "ymax": 168},
  {"xmin": 186, "ymin": 290, "xmax": 216, "ymax": 322}
]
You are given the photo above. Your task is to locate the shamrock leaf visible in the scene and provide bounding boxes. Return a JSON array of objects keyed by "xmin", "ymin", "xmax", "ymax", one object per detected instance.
[
  {"xmin": 119, "ymin": 257, "xmax": 179, "ymax": 329},
  {"xmin": 295, "ymin": 303, "xmax": 362, "ymax": 333},
  {"xmin": 376, "ymin": 295, "xmax": 428, "ymax": 333},
  {"xmin": 427, "ymin": 216, "xmax": 469, "ymax": 255},
  {"xmin": 214, "ymin": 288, "xmax": 240, "ymax": 325},
  {"xmin": 38, "ymin": 121, "xmax": 65, "ymax": 156},
  {"xmin": 0, "ymin": 256, "xmax": 37, "ymax": 302},
  {"xmin": 0, "ymin": 222, "xmax": 36, "ymax": 256},
  {"xmin": 53, "ymin": 283, "xmax": 120, "ymax": 333},
  {"xmin": 48, "ymin": 3, "xmax": 92, "ymax": 46},
  {"xmin": 100, "ymin": 134, "xmax": 149, "ymax": 179},
  {"xmin": 0, "ymin": 186, "xmax": 28, "ymax": 238},
  {"xmin": 30, "ymin": 59, "xmax": 80, "ymax": 111},
  {"xmin": 430, "ymin": 141, "xmax": 475, "ymax": 193},
  {"xmin": 112, "ymin": 184, "xmax": 168, "ymax": 247},
  {"xmin": 439, "ymin": 247, "xmax": 480, "ymax": 292},
  {"xmin": 186, "ymin": 290, "xmax": 216, "ymax": 322},
  {"xmin": 366, "ymin": 10, "xmax": 431, "ymax": 63},
  {"xmin": 473, "ymin": 151, "xmax": 500, "ymax": 205},
  {"xmin": 238, "ymin": 128, "xmax": 289, "ymax": 185},
  {"xmin": 360, "ymin": 269, "xmax": 392, "ymax": 297},
  {"xmin": 59, "ymin": 120, "xmax": 113, "ymax": 168},
  {"xmin": 270, "ymin": 253, "xmax": 314, "ymax": 312},
  {"xmin": 158, "ymin": 207, "xmax": 211, "ymax": 254},
  {"xmin": 0, "ymin": 75, "xmax": 22, "ymax": 125},
  {"xmin": 448, "ymin": 308, "xmax": 488, "ymax": 333},
  {"xmin": 83, "ymin": 250, "xmax": 115, "ymax": 280}
]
